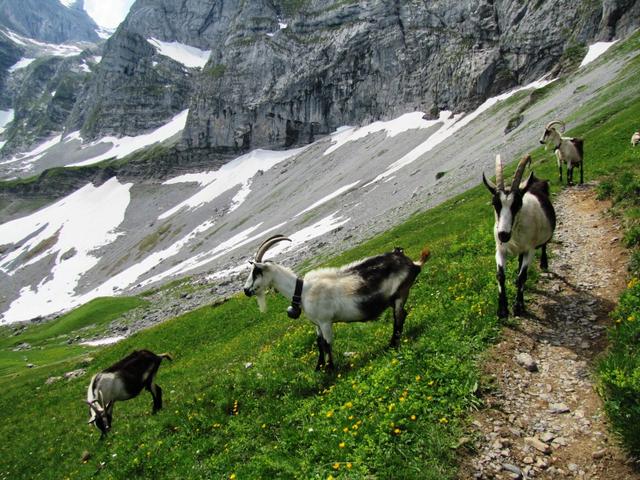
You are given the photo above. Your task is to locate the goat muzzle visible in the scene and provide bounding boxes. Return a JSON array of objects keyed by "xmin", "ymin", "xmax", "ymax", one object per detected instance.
[
  {"xmin": 244, "ymin": 288, "xmax": 254, "ymax": 297},
  {"xmin": 498, "ymin": 231, "xmax": 511, "ymax": 243}
]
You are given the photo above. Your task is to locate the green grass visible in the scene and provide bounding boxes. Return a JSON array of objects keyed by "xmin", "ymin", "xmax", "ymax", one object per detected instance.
[
  {"xmin": 0, "ymin": 297, "xmax": 147, "ymax": 382},
  {"xmin": 1, "ymin": 28, "xmax": 640, "ymax": 480}
]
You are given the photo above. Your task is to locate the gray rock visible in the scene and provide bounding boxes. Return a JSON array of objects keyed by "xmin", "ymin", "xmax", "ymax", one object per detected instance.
[
  {"xmin": 549, "ymin": 403, "xmax": 570, "ymax": 414},
  {"xmin": 515, "ymin": 352, "xmax": 538, "ymax": 372},
  {"xmin": 12, "ymin": 342, "xmax": 31, "ymax": 351},
  {"xmin": 45, "ymin": 376, "xmax": 62, "ymax": 385},
  {"xmin": 525, "ymin": 436, "xmax": 551, "ymax": 454},
  {"xmin": 64, "ymin": 368, "xmax": 86, "ymax": 380}
]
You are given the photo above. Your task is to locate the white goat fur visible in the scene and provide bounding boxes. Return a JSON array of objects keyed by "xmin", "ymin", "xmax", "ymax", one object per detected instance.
[
  {"xmin": 632, "ymin": 131, "xmax": 640, "ymax": 147},
  {"xmin": 494, "ymin": 192, "xmax": 554, "ymax": 259}
]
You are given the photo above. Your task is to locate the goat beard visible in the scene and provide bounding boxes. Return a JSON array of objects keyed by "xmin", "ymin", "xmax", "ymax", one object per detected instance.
[{"xmin": 256, "ymin": 292, "xmax": 267, "ymax": 312}]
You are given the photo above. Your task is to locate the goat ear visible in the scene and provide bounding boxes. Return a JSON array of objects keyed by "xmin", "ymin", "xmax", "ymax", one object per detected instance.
[{"xmin": 482, "ymin": 173, "xmax": 497, "ymax": 195}]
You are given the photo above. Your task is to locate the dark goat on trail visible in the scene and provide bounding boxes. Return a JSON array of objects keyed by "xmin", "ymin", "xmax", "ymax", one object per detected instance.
[
  {"xmin": 86, "ymin": 349, "xmax": 172, "ymax": 436},
  {"xmin": 483, "ymin": 154, "xmax": 556, "ymax": 319},
  {"xmin": 243, "ymin": 235, "xmax": 430, "ymax": 370}
]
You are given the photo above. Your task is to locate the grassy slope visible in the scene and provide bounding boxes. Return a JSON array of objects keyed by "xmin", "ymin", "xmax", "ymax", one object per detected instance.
[{"xmin": 0, "ymin": 34, "xmax": 639, "ymax": 479}]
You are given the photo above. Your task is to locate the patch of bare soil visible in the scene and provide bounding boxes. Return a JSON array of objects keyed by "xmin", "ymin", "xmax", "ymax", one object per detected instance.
[{"xmin": 459, "ymin": 183, "xmax": 639, "ymax": 479}]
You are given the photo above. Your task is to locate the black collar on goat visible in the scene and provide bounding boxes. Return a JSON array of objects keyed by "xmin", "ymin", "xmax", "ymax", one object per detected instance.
[
  {"xmin": 243, "ymin": 236, "xmax": 430, "ymax": 370},
  {"xmin": 483, "ymin": 154, "xmax": 556, "ymax": 319},
  {"xmin": 87, "ymin": 349, "xmax": 172, "ymax": 436}
]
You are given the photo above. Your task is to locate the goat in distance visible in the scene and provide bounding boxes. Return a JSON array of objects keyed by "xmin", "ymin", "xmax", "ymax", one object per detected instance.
[
  {"xmin": 539, "ymin": 120, "xmax": 584, "ymax": 185},
  {"xmin": 87, "ymin": 349, "xmax": 172, "ymax": 436}
]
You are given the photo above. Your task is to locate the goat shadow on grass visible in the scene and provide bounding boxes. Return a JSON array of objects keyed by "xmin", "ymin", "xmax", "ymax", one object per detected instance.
[{"xmin": 512, "ymin": 270, "xmax": 617, "ymax": 365}]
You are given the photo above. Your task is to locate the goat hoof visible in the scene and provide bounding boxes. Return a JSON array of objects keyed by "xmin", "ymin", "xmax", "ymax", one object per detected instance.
[
  {"xmin": 513, "ymin": 304, "xmax": 525, "ymax": 316},
  {"xmin": 497, "ymin": 307, "xmax": 509, "ymax": 319}
]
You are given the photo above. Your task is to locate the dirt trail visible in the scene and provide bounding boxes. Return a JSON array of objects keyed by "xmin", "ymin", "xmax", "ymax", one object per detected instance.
[{"xmin": 460, "ymin": 184, "xmax": 639, "ymax": 479}]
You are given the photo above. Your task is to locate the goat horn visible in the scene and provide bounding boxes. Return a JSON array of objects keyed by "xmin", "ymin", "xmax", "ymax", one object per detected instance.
[
  {"xmin": 545, "ymin": 120, "xmax": 565, "ymax": 133},
  {"xmin": 511, "ymin": 154, "xmax": 532, "ymax": 191},
  {"xmin": 495, "ymin": 154, "xmax": 505, "ymax": 190},
  {"xmin": 255, "ymin": 234, "xmax": 291, "ymax": 262}
]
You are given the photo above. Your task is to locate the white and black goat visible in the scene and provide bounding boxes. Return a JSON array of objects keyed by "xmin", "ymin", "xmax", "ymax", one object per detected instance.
[
  {"xmin": 539, "ymin": 120, "xmax": 584, "ymax": 185},
  {"xmin": 483, "ymin": 154, "xmax": 556, "ymax": 319},
  {"xmin": 632, "ymin": 130, "xmax": 640, "ymax": 147},
  {"xmin": 86, "ymin": 349, "xmax": 172, "ymax": 436},
  {"xmin": 243, "ymin": 235, "xmax": 430, "ymax": 370}
]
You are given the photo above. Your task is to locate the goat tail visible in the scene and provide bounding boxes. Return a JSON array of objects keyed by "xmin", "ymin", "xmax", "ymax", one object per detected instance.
[
  {"xmin": 415, "ymin": 246, "xmax": 431, "ymax": 267},
  {"xmin": 158, "ymin": 352, "xmax": 173, "ymax": 362}
]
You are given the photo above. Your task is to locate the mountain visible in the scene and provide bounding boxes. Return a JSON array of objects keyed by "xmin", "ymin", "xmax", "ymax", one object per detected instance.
[
  {"xmin": 66, "ymin": 0, "xmax": 640, "ymax": 153},
  {"xmin": 1, "ymin": 0, "xmax": 639, "ymax": 166},
  {"xmin": 0, "ymin": 1, "xmax": 640, "ymax": 325},
  {"xmin": 0, "ymin": 0, "xmax": 99, "ymax": 44},
  {"xmin": 1, "ymin": 32, "xmax": 638, "ymax": 323}
]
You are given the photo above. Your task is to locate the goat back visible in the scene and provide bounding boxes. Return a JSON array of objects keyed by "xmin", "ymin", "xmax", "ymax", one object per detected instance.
[{"xmin": 571, "ymin": 138, "xmax": 584, "ymax": 158}]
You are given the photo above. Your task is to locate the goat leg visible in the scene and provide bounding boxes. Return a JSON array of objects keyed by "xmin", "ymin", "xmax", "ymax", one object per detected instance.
[
  {"xmin": 540, "ymin": 244, "xmax": 549, "ymax": 270},
  {"xmin": 514, "ymin": 251, "xmax": 533, "ymax": 316},
  {"xmin": 315, "ymin": 334, "xmax": 326, "ymax": 371},
  {"xmin": 497, "ymin": 266, "xmax": 508, "ymax": 319},
  {"xmin": 150, "ymin": 384, "xmax": 163, "ymax": 413},
  {"xmin": 390, "ymin": 299, "xmax": 407, "ymax": 348}
]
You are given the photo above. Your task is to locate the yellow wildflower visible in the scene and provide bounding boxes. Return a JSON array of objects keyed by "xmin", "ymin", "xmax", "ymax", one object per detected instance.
[
  {"xmin": 346, "ymin": 462, "xmax": 353, "ymax": 470},
  {"xmin": 326, "ymin": 410, "xmax": 334, "ymax": 418},
  {"xmin": 333, "ymin": 463, "xmax": 340, "ymax": 470},
  {"xmin": 339, "ymin": 442, "xmax": 346, "ymax": 448}
]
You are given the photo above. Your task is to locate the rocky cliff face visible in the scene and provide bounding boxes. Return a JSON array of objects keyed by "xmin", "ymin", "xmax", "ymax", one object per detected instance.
[
  {"xmin": 64, "ymin": 0, "xmax": 640, "ymax": 155},
  {"xmin": 0, "ymin": 32, "xmax": 22, "ymax": 109},
  {"xmin": 0, "ymin": 0, "xmax": 99, "ymax": 43},
  {"xmin": 1, "ymin": 52, "xmax": 101, "ymax": 153},
  {"xmin": 2, "ymin": 0, "xmax": 640, "ymax": 164}
]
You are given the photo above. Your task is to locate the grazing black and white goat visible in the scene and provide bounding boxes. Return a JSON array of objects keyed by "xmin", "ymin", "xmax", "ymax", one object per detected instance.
[
  {"xmin": 243, "ymin": 235, "xmax": 430, "ymax": 370},
  {"xmin": 86, "ymin": 349, "xmax": 172, "ymax": 436},
  {"xmin": 539, "ymin": 120, "xmax": 584, "ymax": 185},
  {"xmin": 483, "ymin": 154, "xmax": 556, "ymax": 319},
  {"xmin": 632, "ymin": 130, "xmax": 640, "ymax": 147}
]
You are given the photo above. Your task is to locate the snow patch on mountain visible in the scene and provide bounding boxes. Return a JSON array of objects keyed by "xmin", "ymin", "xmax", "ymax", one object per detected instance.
[
  {"xmin": 3, "ymin": 29, "xmax": 83, "ymax": 57},
  {"xmin": 159, "ymin": 147, "xmax": 307, "ymax": 220},
  {"xmin": 324, "ymin": 112, "xmax": 435, "ymax": 155},
  {"xmin": 295, "ymin": 181, "xmax": 360, "ymax": 217},
  {"xmin": 580, "ymin": 40, "xmax": 618, "ymax": 68},
  {"xmin": 0, "ymin": 177, "xmax": 132, "ymax": 324},
  {"xmin": 147, "ymin": 38, "xmax": 211, "ymax": 69},
  {"xmin": 365, "ymin": 76, "xmax": 556, "ymax": 186},
  {"xmin": 69, "ymin": 109, "xmax": 189, "ymax": 166},
  {"xmin": 8, "ymin": 57, "xmax": 36, "ymax": 72}
]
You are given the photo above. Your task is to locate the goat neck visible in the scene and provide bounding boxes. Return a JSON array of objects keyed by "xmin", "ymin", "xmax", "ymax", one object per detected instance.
[{"xmin": 268, "ymin": 262, "xmax": 301, "ymax": 301}]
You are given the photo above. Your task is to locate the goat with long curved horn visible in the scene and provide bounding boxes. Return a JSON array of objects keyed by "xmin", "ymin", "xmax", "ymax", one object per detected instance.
[
  {"xmin": 545, "ymin": 120, "xmax": 566, "ymax": 133},
  {"xmin": 243, "ymin": 234, "xmax": 430, "ymax": 370},
  {"xmin": 245, "ymin": 234, "xmax": 292, "ymax": 312},
  {"xmin": 254, "ymin": 235, "xmax": 291, "ymax": 262}
]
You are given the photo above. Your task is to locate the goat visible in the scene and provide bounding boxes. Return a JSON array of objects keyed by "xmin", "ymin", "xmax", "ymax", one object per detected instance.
[
  {"xmin": 539, "ymin": 120, "xmax": 584, "ymax": 185},
  {"xmin": 86, "ymin": 349, "xmax": 172, "ymax": 436},
  {"xmin": 243, "ymin": 235, "xmax": 430, "ymax": 370},
  {"xmin": 483, "ymin": 154, "xmax": 556, "ymax": 319},
  {"xmin": 632, "ymin": 130, "xmax": 640, "ymax": 147}
]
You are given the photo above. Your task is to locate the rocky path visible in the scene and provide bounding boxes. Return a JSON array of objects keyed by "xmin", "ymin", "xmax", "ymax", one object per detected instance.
[{"xmin": 461, "ymin": 184, "xmax": 639, "ymax": 479}]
